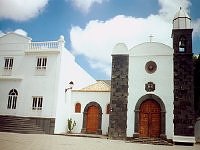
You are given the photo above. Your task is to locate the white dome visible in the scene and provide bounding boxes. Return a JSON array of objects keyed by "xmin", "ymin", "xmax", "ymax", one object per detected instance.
[
  {"xmin": 112, "ymin": 43, "xmax": 128, "ymax": 55},
  {"xmin": 129, "ymin": 42, "xmax": 173, "ymax": 56},
  {"xmin": 173, "ymin": 8, "xmax": 191, "ymax": 29}
]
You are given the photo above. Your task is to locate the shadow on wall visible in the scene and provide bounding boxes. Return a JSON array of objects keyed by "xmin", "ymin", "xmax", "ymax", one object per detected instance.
[{"xmin": 195, "ymin": 117, "xmax": 200, "ymax": 143}]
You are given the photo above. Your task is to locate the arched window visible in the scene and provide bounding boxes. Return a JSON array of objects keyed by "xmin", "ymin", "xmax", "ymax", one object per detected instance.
[
  {"xmin": 75, "ymin": 103, "xmax": 81, "ymax": 113},
  {"xmin": 7, "ymin": 89, "xmax": 18, "ymax": 109},
  {"xmin": 106, "ymin": 104, "xmax": 110, "ymax": 114}
]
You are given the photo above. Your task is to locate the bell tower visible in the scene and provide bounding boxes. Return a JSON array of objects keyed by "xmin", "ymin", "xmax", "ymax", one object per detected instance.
[{"xmin": 172, "ymin": 8, "xmax": 195, "ymax": 143}]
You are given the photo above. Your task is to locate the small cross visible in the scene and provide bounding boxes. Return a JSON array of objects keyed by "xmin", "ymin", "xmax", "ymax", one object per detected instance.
[{"xmin": 149, "ymin": 35, "xmax": 154, "ymax": 42}]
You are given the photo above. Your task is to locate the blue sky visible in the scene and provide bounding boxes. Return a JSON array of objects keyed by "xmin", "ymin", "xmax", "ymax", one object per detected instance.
[{"xmin": 0, "ymin": 0, "xmax": 200, "ymax": 80}]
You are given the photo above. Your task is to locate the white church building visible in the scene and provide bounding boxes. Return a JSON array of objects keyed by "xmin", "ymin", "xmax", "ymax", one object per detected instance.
[{"xmin": 109, "ymin": 8, "xmax": 196, "ymax": 144}]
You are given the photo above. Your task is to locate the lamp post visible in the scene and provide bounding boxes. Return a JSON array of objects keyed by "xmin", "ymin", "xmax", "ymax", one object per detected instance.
[{"xmin": 65, "ymin": 81, "xmax": 74, "ymax": 92}]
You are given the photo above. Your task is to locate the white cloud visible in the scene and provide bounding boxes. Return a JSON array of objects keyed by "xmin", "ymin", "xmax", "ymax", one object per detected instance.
[
  {"xmin": 0, "ymin": 0, "xmax": 48, "ymax": 21},
  {"xmin": 158, "ymin": 0, "xmax": 191, "ymax": 21},
  {"xmin": 71, "ymin": 15, "xmax": 172, "ymax": 65},
  {"xmin": 70, "ymin": 0, "xmax": 200, "ymax": 78},
  {"xmin": 192, "ymin": 19, "xmax": 200, "ymax": 37},
  {"xmin": 89, "ymin": 59, "xmax": 111, "ymax": 77},
  {"xmin": 68, "ymin": 0, "xmax": 107, "ymax": 13}
]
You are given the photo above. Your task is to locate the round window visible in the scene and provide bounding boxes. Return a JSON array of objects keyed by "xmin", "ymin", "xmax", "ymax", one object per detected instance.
[{"xmin": 145, "ymin": 61, "xmax": 157, "ymax": 74}]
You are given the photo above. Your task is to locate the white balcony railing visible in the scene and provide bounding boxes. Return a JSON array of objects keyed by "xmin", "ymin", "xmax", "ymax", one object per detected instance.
[
  {"xmin": 25, "ymin": 35, "xmax": 65, "ymax": 52},
  {"xmin": 29, "ymin": 41, "xmax": 60, "ymax": 50}
]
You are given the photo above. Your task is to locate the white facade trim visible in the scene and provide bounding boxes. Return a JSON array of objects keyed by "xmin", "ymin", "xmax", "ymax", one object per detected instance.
[
  {"xmin": 0, "ymin": 76, "xmax": 23, "ymax": 80},
  {"xmin": 173, "ymin": 135, "xmax": 195, "ymax": 143}
]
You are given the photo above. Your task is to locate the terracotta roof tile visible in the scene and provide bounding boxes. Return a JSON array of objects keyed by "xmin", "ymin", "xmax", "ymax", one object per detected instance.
[{"xmin": 73, "ymin": 80, "xmax": 111, "ymax": 92}]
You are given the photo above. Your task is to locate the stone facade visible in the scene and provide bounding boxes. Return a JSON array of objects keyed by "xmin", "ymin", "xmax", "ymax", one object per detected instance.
[
  {"xmin": 109, "ymin": 55, "xmax": 129, "ymax": 139},
  {"xmin": 0, "ymin": 115, "xmax": 55, "ymax": 134},
  {"xmin": 172, "ymin": 28, "xmax": 195, "ymax": 136},
  {"xmin": 31, "ymin": 117, "xmax": 55, "ymax": 134},
  {"xmin": 173, "ymin": 54, "xmax": 195, "ymax": 136}
]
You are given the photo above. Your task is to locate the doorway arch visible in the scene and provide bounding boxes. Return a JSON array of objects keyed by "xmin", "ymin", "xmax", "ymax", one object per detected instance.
[
  {"xmin": 81, "ymin": 102, "xmax": 102, "ymax": 134},
  {"xmin": 134, "ymin": 94, "xmax": 166, "ymax": 138},
  {"xmin": 139, "ymin": 99, "xmax": 161, "ymax": 137}
]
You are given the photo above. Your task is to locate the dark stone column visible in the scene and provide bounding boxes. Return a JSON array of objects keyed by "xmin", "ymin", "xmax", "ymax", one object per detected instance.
[
  {"xmin": 172, "ymin": 28, "xmax": 195, "ymax": 137},
  {"xmin": 109, "ymin": 55, "xmax": 129, "ymax": 139},
  {"xmin": 160, "ymin": 111, "xmax": 166, "ymax": 139},
  {"xmin": 81, "ymin": 111, "xmax": 87, "ymax": 134},
  {"xmin": 173, "ymin": 54, "xmax": 195, "ymax": 136},
  {"xmin": 133, "ymin": 109, "xmax": 139, "ymax": 138}
]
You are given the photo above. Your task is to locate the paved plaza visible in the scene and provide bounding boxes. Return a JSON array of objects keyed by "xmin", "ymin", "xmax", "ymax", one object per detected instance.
[{"xmin": 0, "ymin": 132, "xmax": 199, "ymax": 150}]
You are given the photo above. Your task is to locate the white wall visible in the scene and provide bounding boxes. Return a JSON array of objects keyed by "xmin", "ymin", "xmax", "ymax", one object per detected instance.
[
  {"xmin": 54, "ymin": 46, "xmax": 76, "ymax": 134},
  {"xmin": 0, "ymin": 33, "xmax": 30, "ymax": 51},
  {"xmin": 0, "ymin": 35, "xmax": 25, "ymax": 115},
  {"xmin": 127, "ymin": 42, "xmax": 174, "ymax": 139},
  {"xmin": 0, "ymin": 79, "xmax": 23, "ymax": 116},
  {"xmin": 54, "ymin": 46, "xmax": 96, "ymax": 134},
  {"xmin": 22, "ymin": 52, "xmax": 60, "ymax": 118},
  {"xmin": 71, "ymin": 91, "xmax": 110, "ymax": 135},
  {"xmin": 0, "ymin": 50, "xmax": 60, "ymax": 118}
]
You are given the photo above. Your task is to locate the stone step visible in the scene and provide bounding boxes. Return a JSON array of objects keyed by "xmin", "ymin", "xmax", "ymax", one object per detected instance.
[
  {"xmin": 0, "ymin": 128, "xmax": 44, "ymax": 134},
  {"xmin": 0, "ymin": 125, "xmax": 44, "ymax": 130},
  {"xmin": 0, "ymin": 127, "xmax": 45, "ymax": 134},
  {"xmin": 126, "ymin": 138, "xmax": 173, "ymax": 146},
  {"xmin": 0, "ymin": 121, "xmax": 44, "ymax": 129}
]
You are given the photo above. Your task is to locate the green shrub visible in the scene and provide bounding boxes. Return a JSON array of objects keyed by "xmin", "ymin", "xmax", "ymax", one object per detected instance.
[{"xmin": 67, "ymin": 118, "xmax": 76, "ymax": 133}]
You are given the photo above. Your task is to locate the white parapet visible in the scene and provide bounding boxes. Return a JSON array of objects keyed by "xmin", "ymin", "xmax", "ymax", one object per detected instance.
[{"xmin": 29, "ymin": 41, "xmax": 60, "ymax": 50}]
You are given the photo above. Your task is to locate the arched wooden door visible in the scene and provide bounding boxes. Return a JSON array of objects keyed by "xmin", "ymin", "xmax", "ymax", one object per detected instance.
[
  {"xmin": 86, "ymin": 106, "xmax": 99, "ymax": 133},
  {"xmin": 139, "ymin": 99, "xmax": 161, "ymax": 138}
]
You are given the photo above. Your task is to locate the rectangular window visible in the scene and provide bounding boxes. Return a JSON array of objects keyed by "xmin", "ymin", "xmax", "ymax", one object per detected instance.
[
  {"xmin": 4, "ymin": 57, "xmax": 14, "ymax": 70},
  {"xmin": 36, "ymin": 57, "xmax": 47, "ymax": 70},
  {"xmin": 32, "ymin": 97, "xmax": 43, "ymax": 110}
]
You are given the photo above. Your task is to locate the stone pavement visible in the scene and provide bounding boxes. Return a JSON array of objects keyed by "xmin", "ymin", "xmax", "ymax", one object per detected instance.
[{"xmin": 0, "ymin": 132, "xmax": 200, "ymax": 150}]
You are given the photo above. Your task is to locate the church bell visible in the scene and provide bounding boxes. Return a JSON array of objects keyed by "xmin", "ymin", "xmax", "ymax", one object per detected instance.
[{"xmin": 179, "ymin": 37, "xmax": 186, "ymax": 48}]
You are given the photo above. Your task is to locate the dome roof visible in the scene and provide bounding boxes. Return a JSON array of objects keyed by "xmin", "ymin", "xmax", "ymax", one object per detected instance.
[
  {"xmin": 173, "ymin": 7, "xmax": 191, "ymax": 29},
  {"xmin": 173, "ymin": 7, "xmax": 190, "ymax": 20},
  {"xmin": 112, "ymin": 43, "xmax": 128, "ymax": 55},
  {"xmin": 129, "ymin": 42, "xmax": 173, "ymax": 56}
]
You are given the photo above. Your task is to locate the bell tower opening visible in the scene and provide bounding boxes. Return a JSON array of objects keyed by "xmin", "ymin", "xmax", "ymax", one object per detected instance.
[{"xmin": 179, "ymin": 36, "xmax": 186, "ymax": 52}]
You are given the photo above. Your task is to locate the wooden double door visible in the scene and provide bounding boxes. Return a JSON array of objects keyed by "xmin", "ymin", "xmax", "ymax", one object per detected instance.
[
  {"xmin": 86, "ymin": 106, "xmax": 99, "ymax": 133},
  {"xmin": 139, "ymin": 99, "xmax": 161, "ymax": 138}
]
